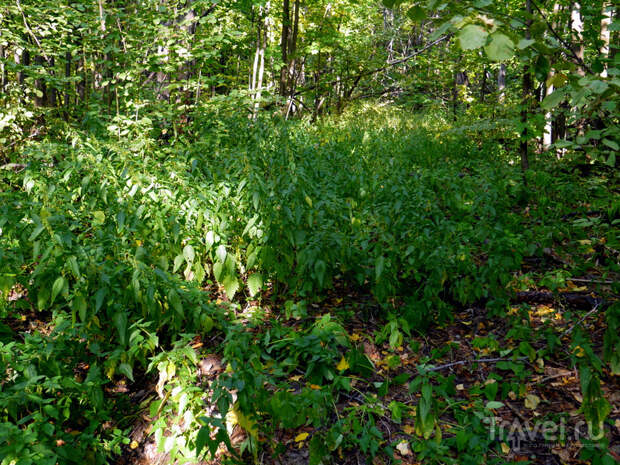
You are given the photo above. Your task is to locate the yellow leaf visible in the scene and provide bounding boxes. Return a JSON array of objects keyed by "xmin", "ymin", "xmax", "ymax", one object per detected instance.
[
  {"xmin": 524, "ymin": 394, "xmax": 540, "ymax": 410},
  {"xmin": 336, "ymin": 356, "xmax": 350, "ymax": 372},
  {"xmin": 130, "ymin": 440, "xmax": 139, "ymax": 450},
  {"xmin": 350, "ymin": 333, "xmax": 362, "ymax": 342},
  {"xmin": 403, "ymin": 424, "xmax": 415, "ymax": 434},
  {"xmin": 501, "ymin": 442, "xmax": 510, "ymax": 454},
  {"xmin": 309, "ymin": 384, "xmax": 321, "ymax": 390},
  {"xmin": 228, "ymin": 402, "xmax": 258, "ymax": 440},
  {"xmin": 573, "ymin": 345, "xmax": 585, "ymax": 357},
  {"xmin": 295, "ymin": 432, "xmax": 309, "ymax": 442}
]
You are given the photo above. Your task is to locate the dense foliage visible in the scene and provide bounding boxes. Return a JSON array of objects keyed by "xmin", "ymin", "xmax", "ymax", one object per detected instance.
[{"xmin": 0, "ymin": 0, "xmax": 618, "ymax": 464}]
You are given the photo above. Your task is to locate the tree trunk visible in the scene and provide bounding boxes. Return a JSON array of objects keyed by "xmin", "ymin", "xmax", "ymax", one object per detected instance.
[
  {"xmin": 0, "ymin": 44, "xmax": 6, "ymax": 93},
  {"xmin": 480, "ymin": 67, "xmax": 487, "ymax": 103},
  {"xmin": 64, "ymin": 50, "xmax": 72, "ymax": 109},
  {"xmin": 571, "ymin": 2, "xmax": 584, "ymax": 77},
  {"xmin": 543, "ymin": 3, "xmax": 561, "ymax": 151},
  {"xmin": 543, "ymin": 69, "xmax": 554, "ymax": 149},
  {"xmin": 498, "ymin": 63, "xmax": 506, "ymax": 103},
  {"xmin": 600, "ymin": 3, "xmax": 612, "ymax": 77},
  {"xmin": 279, "ymin": 0, "xmax": 290, "ymax": 95},
  {"xmin": 520, "ymin": 0, "xmax": 532, "ymax": 177},
  {"xmin": 34, "ymin": 55, "xmax": 47, "ymax": 107},
  {"xmin": 251, "ymin": 2, "xmax": 269, "ymax": 118}
]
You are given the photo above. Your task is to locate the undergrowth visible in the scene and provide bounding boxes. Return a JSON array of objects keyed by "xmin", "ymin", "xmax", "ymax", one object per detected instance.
[{"xmin": 0, "ymin": 106, "xmax": 618, "ymax": 464}]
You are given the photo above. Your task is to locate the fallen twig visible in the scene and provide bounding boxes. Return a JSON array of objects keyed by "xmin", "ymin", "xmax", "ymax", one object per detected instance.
[
  {"xmin": 426, "ymin": 357, "xmax": 527, "ymax": 372},
  {"xmin": 569, "ymin": 277, "xmax": 615, "ymax": 285},
  {"xmin": 562, "ymin": 302, "xmax": 602, "ymax": 336}
]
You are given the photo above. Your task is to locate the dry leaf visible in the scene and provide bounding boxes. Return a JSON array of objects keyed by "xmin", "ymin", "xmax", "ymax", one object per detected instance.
[
  {"xmin": 294, "ymin": 432, "xmax": 309, "ymax": 442},
  {"xmin": 524, "ymin": 394, "xmax": 540, "ymax": 409},
  {"xmin": 130, "ymin": 440, "xmax": 139, "ymax": 450},
  {"xmin": 403, "ymin": 424, "xmax": 415, "ymax": 434},
  {"xmin": 501, "ymin": 442, "xmax": 510, "ymax": 454},
  {"xmin": 396, "ymin": 440, "xmax": 411, "ymax": 456}
]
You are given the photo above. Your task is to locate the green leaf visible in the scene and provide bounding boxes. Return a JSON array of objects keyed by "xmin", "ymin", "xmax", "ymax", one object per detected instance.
[
  {"xmin": 484, "ymin": 33, "xmax": 514, "ymax": 61},
  {"xmin": 517, "ymin": 38, "xmax": 535, "ymax": 50},
  {"xmin": 588, "ymin": 80, "xmax": 608, "ymax": 94},
  {"xmin": 118, "ymin": 363, "xmax": 134, "ymax": 382},
  {"xmin": 92, "ymin": 211, "xmax": 105, "ymax": 225},
  {"xmin": 213, "ymin": 260, "xmax": 224, "ymax": 281},
  {"xmin": 458, "ymin": 25, "xmax": 488, "ymax": 50},
  {"xmin": 29, "ymin": 224, "xmax": 45, "ymax": 241},
  {"xmin": 247, "ymin": 273, "xmax": 263, "ymax": 297},
  {"xmin": 541, "ymin": 89, "xmax": 565, "ymax": 110},
  {"xmin": 168, "ymin": 289, "xmax": 183, "ymax": 315},
  {"xmin": 196, "ymin": 426, "xmax": 210, "ymax": 456},
  {"xmin": 205, "ymin": 231, "xmax": 215, "ymax": 250},
  {"xmin": 485, "ymin": 401, "xmax": 504, "ymax": 409},
  {"xmin": 314, "ymin": 260, "xmax": 326, "ymax": 287},
  {"xmin": 113, "ymin": 311, "xmax": 128, "ymax": 346},
  {"xmin": 51, "ymin": 276, "xmax": 66, "ymax": 304},
  {"xmin": 602, "ymin": 139, "xmax": 619, "ymax": 151},
  {"xmin": 407, "ymin": 6, "xmax": 426, "ymax": 22},
  {"xmin": 216, "ymin": 244, "xmax": 227, "ymax": 263},
  {"xmin": 183, "ymin": 244, "xmax": 195, "ymax": 263},
  {"xmin": 68, "ymin": 256, "xmax": 80, "ymax": 278},
  {"xmin": 173, "ymin": 254, "xmax": 184, "ymax": 273},
  {"xmin": 222, "ymin": 275, "xmax": 239, "ymax": 299},
  {"xmin": 375, "ymin": 255, "xmax": 385, "ymax": 280}
]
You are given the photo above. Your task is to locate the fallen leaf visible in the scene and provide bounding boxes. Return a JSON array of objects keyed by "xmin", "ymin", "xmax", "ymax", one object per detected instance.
[
  {"xmin": 403, "ymin": 424, "xmax": 415, "ymax": 434},
  {"xmin": 456, "ymin": 384, "xmax": 464, "ymax": 390},
  {"xmin": 309, "ymin": 384, "xmax": 321, "ymax": 390},
  {"xmin": 524, "ymin": 394, "xmax": 540, "ymax": 409},
  {"xmin": 295, "ymin": 432, "xmax": 309, "ymax": 442},
  {"xmin": 501, "ymin": 442, "xmax": 510, "ymax": 454},
  {"xmin": 336, "ymin": 356, "xmax": 350, "ymax": 372},
  {"xmin": 396, "ymin": 440, "xmax": 411, "ymax": 456},
  {"xmin": 130, "ymin": 440, "xmax": 139, "ymax": 450}
]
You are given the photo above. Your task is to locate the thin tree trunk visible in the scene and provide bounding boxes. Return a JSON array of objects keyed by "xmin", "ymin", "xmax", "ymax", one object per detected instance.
[
  {"xmin": 498, "ymin": 63, "xmax": 506, "ymax": 103},
  {"xmin": 0, "ymin": 45, "xmax": 6, "ymax": 93},
  {"xmin": 571, "ymin": 2, "xmax": 584, "ymax": 77},
  {"xmin": 600, "ymin": 3, "xmax": 612, "ymax": 77},
  {"xmin": 64, "ymin": 50, "xmax": 71, "ymax": 109},
  {"xmin": 480, "ymin": 67, "xmax": 487, "ymax": 103},
  {"xmin": 252, "ymin": 2, "xmax": 269, "ymax": 118},
  {"xmin": 34, "ymin": 55, "xmax": 46, "ymax": 107},
  {"xmin": 543, "ymin": 3, "xmax": 561, "ymax": 150},
  {"xmin": 280, "ymin": 0, "xmax": 290, "ymax": 95},
  {"xmin": 520, "ymin": 0, "xmax": 532, "ymax": 177},
  {"xmin": 543, "ymin": 69, "xmax": 554, "ymax": 149}
]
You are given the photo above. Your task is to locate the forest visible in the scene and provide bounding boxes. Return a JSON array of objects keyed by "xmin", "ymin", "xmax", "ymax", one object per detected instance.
[{"xmin": 0, "ymin": 0, "xmax": 618, "ymax": 464}]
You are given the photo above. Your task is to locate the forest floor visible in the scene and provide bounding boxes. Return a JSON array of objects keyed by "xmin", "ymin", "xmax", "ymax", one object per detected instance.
[{"xmin": 116, "ymin": 250, "xmax": 620, "ymax": 465}]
